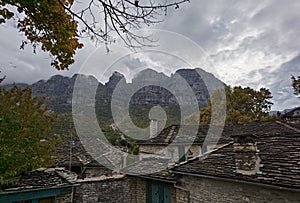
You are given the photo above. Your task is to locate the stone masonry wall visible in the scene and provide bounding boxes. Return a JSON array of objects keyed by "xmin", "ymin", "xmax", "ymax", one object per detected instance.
[
  {"xmin": 55, "ymin": 190, "xmax": 73, "ymax": 203},
  {"xmin": 84, "ymin": 167, "xmax": 112, "ymax": 178},
  {"xmin": 135, "ymin": 177, "xmax": 147, "ymax": 203},
  {"xmin": 178, "ymin": 175, "xmax": 300, "ymax": 203},
  {"xmin": 73, "ymin": 176, "xmax": 148, "ymax": 203},
  {"xmin": 175, "ymin": 188, "xmax": 188, "ymax": 203},
  {"xmin": 139, "ymin": 145, "xmax": 202, "ymax": 162}
]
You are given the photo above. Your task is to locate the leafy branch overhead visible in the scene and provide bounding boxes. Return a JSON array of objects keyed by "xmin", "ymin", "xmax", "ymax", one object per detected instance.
[{"xmin": 0, "ymin": 0, "xmax": 190, "ymax": 70}]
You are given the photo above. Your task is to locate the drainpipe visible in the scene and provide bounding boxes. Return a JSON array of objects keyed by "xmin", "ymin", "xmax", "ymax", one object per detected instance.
[
  {"xmin": 174, "ymin": 183, "xmax": 190, "ymax": 203},
  {"xmin": 71, "ymin": 185, "xmax": 75, "ymax": 203}
]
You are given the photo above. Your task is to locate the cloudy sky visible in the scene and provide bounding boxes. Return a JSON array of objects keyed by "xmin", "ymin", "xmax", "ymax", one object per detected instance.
[{"xmin": 0, "ymin": 0, "xmax": 299, "ymax": 110}]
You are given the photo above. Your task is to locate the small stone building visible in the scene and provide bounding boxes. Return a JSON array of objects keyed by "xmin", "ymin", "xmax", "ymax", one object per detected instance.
[{"xmin": 0, "ymin": 168, "xmax": 77, "ymax": 203}]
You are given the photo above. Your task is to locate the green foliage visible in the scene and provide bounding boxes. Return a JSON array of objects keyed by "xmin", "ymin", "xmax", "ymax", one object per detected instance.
[
  {"xmin": 54, "ymin": 111, "xmax": 139, "ymax": 155},
  {"xmin": 186, "ymin": 86, "xmax": 275, "ymax": 126},
  {"xmin": 0, "ymin": 85, "xmax": 57, "ymax": 187},
  {"xmin": 0, "ymin": 0, "xmax": 82, "ymax": 70},
  {"xmin": 128, "ymin": 105, "xmax": 181, "ymax": 128},
  {"xmin": 291, "ymin": 75, "xmax": 300, "ymax": 95}
]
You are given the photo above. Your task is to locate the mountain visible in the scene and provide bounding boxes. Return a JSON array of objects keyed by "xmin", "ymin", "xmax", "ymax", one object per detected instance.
[{"xmin": 2, "ymin": 68, "xmax": 225, "ymax": 114}]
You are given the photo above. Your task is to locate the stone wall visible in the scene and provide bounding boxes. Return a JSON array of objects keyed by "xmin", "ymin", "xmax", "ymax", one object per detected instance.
[
  {"xmin": 134, "ymin": 177, "xmax": 147, "ymax": 203},
  {"xmin": 73, "ymin": 175, "xmax": 182, "ymax": 203},
  {"xmin": 55, "ymin": 190, "xmax": 73, "ymax": 203},
  {"xmin": 175, "ymin": 188, "xmax": 189, "ymax": 203},
  {"xmin": 177, "ymin": 175, "xmax": 300, "ymax": 203},
  {"xmin": 84, "ymin": 167, "xmax": 112, "ymax": 178},
  {"xmin": 139, "ymin": 145, "xmax": 201, "ymax": 162},
  {"xmin": 139, "ymin": 145, "xmax": 165, "ymax": 155},
  {"xmin": 73, "ymin": 176, "xmax": 148, "ymax": 203}
]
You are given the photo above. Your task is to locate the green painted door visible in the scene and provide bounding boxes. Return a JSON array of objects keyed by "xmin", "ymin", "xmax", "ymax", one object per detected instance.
[
  {"xmin": 163, "ymin": 185, "xmax": 171, "ymax": 203},
  {"xmin": 147, "ymin": 182, "xmax": 171, "ymax": 203}
]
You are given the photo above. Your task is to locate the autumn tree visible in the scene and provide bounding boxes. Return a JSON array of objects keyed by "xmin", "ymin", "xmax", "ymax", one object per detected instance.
[
  {"xmin": 0, "ymin": 0, "xmax": 189, "ymax": 70},
  {"xmin": 0, "ymin": 84, "xmax": 57, "ymax": 186},
  {"xmin": 291, "ymin": 75, "xmax": 300, "ymax": 95},
  {"xmin": 185, "ymin": 86, "xmax": 275, "ymax": 126}
]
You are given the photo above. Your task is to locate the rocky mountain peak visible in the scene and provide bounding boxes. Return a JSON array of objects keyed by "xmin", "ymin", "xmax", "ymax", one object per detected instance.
[
  {"xmin": 131, "ymin": 68, "xmax": 169, "ymax": 85},
  {"xmin": 105, "ymin": 71, "xmax": 125, "ymax": 89},
  {"xmin": 2, "ymin": 68, "xmax": 225, "ymax": 113}
]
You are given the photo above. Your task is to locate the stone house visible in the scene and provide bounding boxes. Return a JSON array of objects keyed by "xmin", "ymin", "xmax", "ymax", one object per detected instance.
[
  {"xmin": 138, "ymin": 125, "xmax": 231, "ymax": 163},
  {"xmin": 171, "ymin": 131, "xmax": 300, "ymax": 202},
  {"xmin": 282, "ymin": 106, "xmax": 300, "ymax": 121},
  {"xmin": 4, "ymin": 120, "xmax": 298, "ymax": 203},
  {"xmin": 127, "ymin": 120, "xmax": 300, "ymax": 203},
  {"xmin": 71, "ymin": 120, "xmax": 300, "ymax": 203},
  {"xmin": 0, "ymin": 168, "xmax": 77, "ymax": 203}
]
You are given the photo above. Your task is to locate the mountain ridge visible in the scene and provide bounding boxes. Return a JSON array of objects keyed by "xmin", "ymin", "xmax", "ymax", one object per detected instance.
[{"xmin": 2, "ymin": 68, "xmax": 225, "ymax": 113}]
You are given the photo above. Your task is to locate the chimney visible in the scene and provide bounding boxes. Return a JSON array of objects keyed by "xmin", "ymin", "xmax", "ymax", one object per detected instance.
[
  {"xmin": 232, "ymin": 134, "xmax": 261, "ymax": 175},
  {"xmin": 150, "ymin": 119, "xmax": 158, "ymax": 138},
  {"xmin": 135, "ymin": 0, "xmax": 139, "ymax": 7}
]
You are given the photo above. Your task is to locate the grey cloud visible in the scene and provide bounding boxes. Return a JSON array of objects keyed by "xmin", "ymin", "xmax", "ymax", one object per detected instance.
[
  {"xmin": 253, "ymin": 54, "xmax": 300, "ymax": 110},
  {"xmin": 0, "ymin": 0, "xmax": 299, "ymax": 110}
]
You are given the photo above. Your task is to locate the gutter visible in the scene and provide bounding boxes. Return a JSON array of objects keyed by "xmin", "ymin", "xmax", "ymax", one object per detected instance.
[
  {"xmin": 171, "ymin": 171, "xmax": 300, "ymax": 193},
  {"xmin": 0, "ymin": 184, "xmax": 80, "ymax": 195},
  {"xmin": 135, "ymin": 175, "xmax": 176, "ymax": 184}
]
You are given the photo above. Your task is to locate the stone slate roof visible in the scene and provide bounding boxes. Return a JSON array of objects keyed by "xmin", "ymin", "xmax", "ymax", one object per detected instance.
[
  {"xmin": 279, "ymin": 120, "xmax": 300, "ymax": 131},
  {"xmin": 172, "ymin": 132, "xmax": 300, "ymax": 189},
  {"xmin": 55, "ymin": 135, "xmax": 105, "ymax": 168},
  {"xmin": 122, "ymin": 158, "xmax": 176, "ymax": 183},
  {"xmin": 138, "ymin": 121, "xmax": 299, "ymax": 145},
  {"xmin": 56, "ymin": 134, "xmax": 129, "ymax": 174},
  {"xmin": 138, "ymin": 125, "xmax": 229, "ymax": 145},
  {"xmin": 2, "ymin": 168, "xmax": 77, "ymax": 192},
  {"xmin": 229, "ymin": 120, "xmax": 300, "ymax": 135}
]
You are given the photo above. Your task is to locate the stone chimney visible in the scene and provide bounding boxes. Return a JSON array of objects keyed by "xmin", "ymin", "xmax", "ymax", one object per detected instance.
[
  {"xmin": 232, "ymin": 134, "xmax": 261, "ymax": 175},
  {"xmin": 150, "ymin": 119, "xmax": 158, "ymax": 138}
]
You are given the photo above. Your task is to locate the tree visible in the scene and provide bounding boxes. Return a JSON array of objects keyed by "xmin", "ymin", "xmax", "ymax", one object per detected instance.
[
  {"xmin": 0, "ymin": 84, "xmax": 57, "ymax": 186},
  {"xmin": 0, "ymin": 0, "xmax": 189, "ymax": 70},
  {"xmin": 185, "ymin": 86, "xmax": 275, "ymax": 126},
  {"xmin": 291, "ymin": 75, "xmax": 300, "ymax": 95}
]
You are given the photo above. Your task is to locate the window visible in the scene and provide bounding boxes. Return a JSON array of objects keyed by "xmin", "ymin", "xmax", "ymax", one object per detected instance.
[
  {"xmin": 38, "ymin": 198, "xmax": 53, "ymax": 203},
  {"xmin": 178, "ymin": 146, "xmax": 186, "ymax": 162}
]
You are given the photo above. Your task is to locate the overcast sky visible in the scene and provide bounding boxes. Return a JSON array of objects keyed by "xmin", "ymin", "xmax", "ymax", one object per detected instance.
[{"xmin": 0, "ymin": 0, "xmax": 299, "ymax": 110}]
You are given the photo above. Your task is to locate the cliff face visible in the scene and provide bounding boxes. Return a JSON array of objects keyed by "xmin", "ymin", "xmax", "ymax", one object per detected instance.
[
  {"xmin": 126, "ymin": 68, "xmax": 224, "ymax": 107},
  {"xmin": 3, "ymin": 68, "xmax": 224, "ymax": 113}
]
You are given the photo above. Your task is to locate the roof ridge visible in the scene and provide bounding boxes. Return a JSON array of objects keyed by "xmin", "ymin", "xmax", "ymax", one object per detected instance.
[
  {"xmin": 276, "ymin": 120, "xmax": 300, "ymax": 133},
  {"xmin": 171, "ymin": 142, "xmax": 234, "ymax": 169}
]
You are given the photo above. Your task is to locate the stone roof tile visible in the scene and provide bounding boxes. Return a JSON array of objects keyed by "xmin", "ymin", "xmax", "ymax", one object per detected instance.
[
  {"xmin": 3, "ymin": 168, "xmax": 77, "ymax": 192},
  {"xmin": 172, "ymin": 132, "xmax": 300, "ymax": 189}
]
